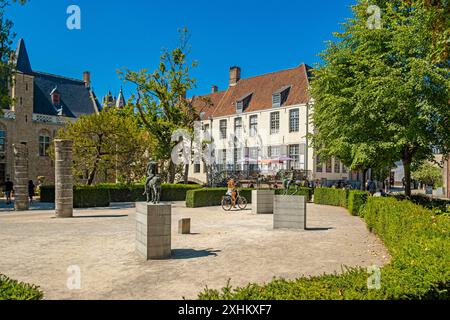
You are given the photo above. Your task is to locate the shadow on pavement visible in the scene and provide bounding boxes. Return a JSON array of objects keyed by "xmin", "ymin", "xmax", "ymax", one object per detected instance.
[
  {"xmin": 305, "ymin": 227, "xmax": 334, "ymax": 231},
  {"xmin": 71, "ymin": 214, "xmax": 129, "ymax": 219},
  {"xmin": 171, "ymin": 248, "xmax": 221, "ymax": 260}
]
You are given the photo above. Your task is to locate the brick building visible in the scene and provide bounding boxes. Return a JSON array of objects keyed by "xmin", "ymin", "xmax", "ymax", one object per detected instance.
[{"xmin": 0, "ymin": 39, "xmax": 101, "ymax": 186}]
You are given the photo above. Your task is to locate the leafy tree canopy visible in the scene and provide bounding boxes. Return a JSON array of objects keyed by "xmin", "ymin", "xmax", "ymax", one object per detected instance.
[{"xmin": 311, "ymin": 0, "xmax": 450, "ymax": 195}]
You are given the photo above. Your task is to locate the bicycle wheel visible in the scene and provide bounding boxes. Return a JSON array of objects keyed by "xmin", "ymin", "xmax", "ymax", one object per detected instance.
[
  {"xmin": 237, "ymin": 196, "xmax": 248, "ymax": 210},
  {"xmin": 221, "ymin": 196, "xmax": 233, "ymax": 211}
]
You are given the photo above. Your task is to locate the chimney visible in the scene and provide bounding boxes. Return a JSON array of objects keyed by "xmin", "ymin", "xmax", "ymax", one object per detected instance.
[
  {"xmin": 83, "ymin": 71, "xmax": 91, "ymax": 88},
  {"xmin": 229, "ymin": 66, "xmax": 241, "ymax": 87},
  {"xmin": 211, "ymin": 85, "xmax": 219, "ymax": 93}
]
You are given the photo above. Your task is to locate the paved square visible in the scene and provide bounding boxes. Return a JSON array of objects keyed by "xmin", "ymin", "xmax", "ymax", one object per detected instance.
[{"xmin": 0, "ymin": 202, "xmax": 389, "ymax": 300}]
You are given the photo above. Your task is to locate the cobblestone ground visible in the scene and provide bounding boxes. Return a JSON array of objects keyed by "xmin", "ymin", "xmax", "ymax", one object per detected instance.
[{"xmin": 0, "ymin": 202, "xmax": 389, "ymax": 300}]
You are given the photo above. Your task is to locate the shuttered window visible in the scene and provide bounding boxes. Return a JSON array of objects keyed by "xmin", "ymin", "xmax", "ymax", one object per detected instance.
[{"xmin": 272, "ymin": 93, "xmax": 281, "ymax": 108}]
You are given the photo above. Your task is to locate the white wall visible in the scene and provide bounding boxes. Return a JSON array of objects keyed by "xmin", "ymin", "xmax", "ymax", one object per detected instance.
[{"xmin": 188, "ymin": 103, "xmax": 350, "ymax": 184}]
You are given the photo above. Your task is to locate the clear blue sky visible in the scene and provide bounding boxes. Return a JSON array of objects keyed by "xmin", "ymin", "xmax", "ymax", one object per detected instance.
[{"xmin": 7, "ymin": 0, "xmax": 355, "ymax": 101}]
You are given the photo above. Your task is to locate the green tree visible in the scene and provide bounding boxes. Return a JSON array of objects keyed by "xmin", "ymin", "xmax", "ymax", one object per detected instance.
[
  {"xmin": 412, "ymin": 162, "xmax": 443, "ymax": 188},
  {"xmin": 311, "ymin": 0, "xmax": 450, "ymax": 196},
  {"xmin": 120, "ymin": 28, "xmax": 197, "ymax": 183},
  {"xmin": 54, "ymin": 107, "xmax": 153, "ymax": 185},
  {"xmin": 0, "ymin": 0, "xmax": 27, "ymax": 110}
]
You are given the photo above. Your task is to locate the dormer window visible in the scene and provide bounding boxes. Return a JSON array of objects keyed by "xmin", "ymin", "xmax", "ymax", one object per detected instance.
[
  {"xmin": 50, "ymin": 87, "xmax": 61, "ymax": 106},
  {"xmin": 236, "ymin": 93, "xmax": 252, "ymax": 113},
  {"xmin": 272, "ymin": 85, "xmax": 291, "ymax": 108}
]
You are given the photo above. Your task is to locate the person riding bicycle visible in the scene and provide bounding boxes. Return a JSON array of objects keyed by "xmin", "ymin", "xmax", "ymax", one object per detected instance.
[{"xmin": 227, "ymin": 178, "xmax": 238, "ymax": 208}]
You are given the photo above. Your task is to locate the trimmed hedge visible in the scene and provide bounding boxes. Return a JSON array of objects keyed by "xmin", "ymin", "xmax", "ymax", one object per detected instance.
[
  {"xmin": 73, "ymin": 186, "xmax": 110, "ymax": 208},
  {"xmin": 40, "ymin": 185, "xmax": 110, "ymax": 208},
  {"xmin": 96, "ymin": 183, "xmax": 202, "ymax": 202},
  {"xmin": 274, "ymin": 187, "xmax": 313, "ymax": 202},
  {"xmin": 198, "ymin": 197, "xmax": 450, "ymax": 300},
  {"xmin": 186, "ymin": 188, "xmax": 253, "ymax": 208},
  {"xmin": 40, "ymin": 184, "xmax": 201, "ymax": 206},
  {"xmin": 348, "ymin": 190, "xmax": 370, "ymax": 216},
  {"xmin": 394, "ymin": 194, "xmax": 450, "ymax": 213},
  {"xmin": 314, "ymin": 188, "xmax": 349, "ymax": 207},
  {"xmin": 40, "ymin": 185, "xmax": 56, "ymax": 202},
  {"xmin": 0, "ymin": 274, "xmax": 43, "ymax": 300}
]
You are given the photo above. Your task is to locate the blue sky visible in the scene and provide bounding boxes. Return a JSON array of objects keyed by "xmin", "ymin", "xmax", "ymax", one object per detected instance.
[{"xmin": 7, "ymin": 0, "xmax": 355, "ymax": 101}]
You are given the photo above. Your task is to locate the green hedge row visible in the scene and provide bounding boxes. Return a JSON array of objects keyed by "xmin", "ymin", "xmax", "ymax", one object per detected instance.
[
  {"xmin": 347, "ymin": 191, "xmax": 370, "ymax": 216},
  {"xmin": 0, "ymin": 274, "xmax": 43, "ymax": 300},
  {"xmin": 313, "ymin": 188, "xmax": 369, "ymax": 216},
  {"xmin": 95, "ymin": 183, "xmax": 202, "ymax": 202},
  {"xmin": 198, "ymin": 196, "xmax": 450, "ymax": 300},
  {"xmin": 394, "ymin": 194, "xmax": 450, "ymax": 213},
  {"xmin": 73, "ymin": 186, "xmax": 110, "ymax": 208},
  {"xmin": 40, "ymin": 184, "xmax": 202, "ymax": 207},
  {"xmin": 314, "ymin": 188, "xmax": 349, "ymax": 207},
  {"xmin": 186, "ymin": 188, "xmax": 253, "ymax": 208},
  {"xmin": 40, "ymin": 185, "xmax": 110, "ymax": 208}
]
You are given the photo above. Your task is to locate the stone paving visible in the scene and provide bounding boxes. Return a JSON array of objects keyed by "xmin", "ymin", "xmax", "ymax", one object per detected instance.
[{"xmin": 0, "ymin": 202, "xmax": 390, "ymax": 300}]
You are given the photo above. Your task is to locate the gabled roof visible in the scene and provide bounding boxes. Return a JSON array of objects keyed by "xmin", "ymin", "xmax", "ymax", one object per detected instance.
[
  {"xmin": 33, "ymin": 71, "xmax": 100, "ymax": 118},
  {"xmin": 12, "ymin": 39, "xmax": 101, "ymax": 118},
  {"xmin": 15, "ymin": 39, "xmax": 32, "ymax": 74},
  {"xmin": 192, "ymin": 64, "xmax": 312, "ymax": 119}
]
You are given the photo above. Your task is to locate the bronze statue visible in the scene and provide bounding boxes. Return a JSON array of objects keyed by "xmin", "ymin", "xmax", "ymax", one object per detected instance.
[
  {"xmin": 283, "ymin": 168, "xmax": 296, "ymax": 195},
  {"xmin": 283, "ymin": 169, "xmax": 309, "ymax": 195},
  {"xmin": 143, "ymin": 160, "xmax": 162, "ymax": 204}
]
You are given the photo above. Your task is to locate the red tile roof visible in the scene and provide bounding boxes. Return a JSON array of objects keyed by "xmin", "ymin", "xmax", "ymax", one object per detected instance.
[{"xmin": 192, "ymin": 64, "xmax": 312, "ymax": 119}]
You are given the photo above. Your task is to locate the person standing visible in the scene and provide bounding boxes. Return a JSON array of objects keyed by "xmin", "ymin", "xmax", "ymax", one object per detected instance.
[
  {"xmin": 4, "ymin": 178, "xmax": 14, "ymax": 205},
  {"xmin": 28, "ymin": 180, "xmax": 36, "ymax": 204},
  {"xmin": 367, "ymin": 179, "xmax": 377, "ymax": 196}
]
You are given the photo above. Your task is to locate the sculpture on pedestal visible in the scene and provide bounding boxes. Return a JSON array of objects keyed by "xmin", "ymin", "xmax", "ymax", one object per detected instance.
[{"xmin": 143, "ymin": 160, "xmax": 161, "ymax": 204}]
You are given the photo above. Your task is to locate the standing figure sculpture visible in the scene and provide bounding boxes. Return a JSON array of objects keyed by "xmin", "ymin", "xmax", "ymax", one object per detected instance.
[
  {"xmin": 283, "ymin": 168, "xmax": 296, "ymax": 195},
  {"xmin": 143, "ymin": 160, "xmax": 162, "ymax": 204}
]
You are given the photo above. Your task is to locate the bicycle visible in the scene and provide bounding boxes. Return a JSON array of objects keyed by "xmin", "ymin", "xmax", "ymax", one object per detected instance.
[{"xmin": 221, "ymin": 189, "xmax": 248, "ymax": 211}]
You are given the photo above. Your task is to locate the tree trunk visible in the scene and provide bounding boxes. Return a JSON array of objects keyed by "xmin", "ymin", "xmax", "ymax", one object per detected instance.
[
  {"xmin": 403, "ymin": 158, "xmax": 412, "ymax": 198},
  {"xmin": 183, "ymin": 164, "xmax": 189, "ymax": 184},
  {"xmin": 168, "ymin": 160, "xmax": 176, "ymax": 183},
  {"xmin": 361, "ymin": 169, "xmax": 368, "ymax": 191},
  {"xmin": 87, "ymin": 163, "xmax": 98, "ymax": 186}
]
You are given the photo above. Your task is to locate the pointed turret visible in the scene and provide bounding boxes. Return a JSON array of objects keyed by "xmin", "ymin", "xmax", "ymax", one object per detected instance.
[
  {"xmin": 15, "ymin": 39, "xmax": 32, "ymax": 74},
  {"xmin": 116, "ymin": 87, "xmax": 126, "ymax": 108}
]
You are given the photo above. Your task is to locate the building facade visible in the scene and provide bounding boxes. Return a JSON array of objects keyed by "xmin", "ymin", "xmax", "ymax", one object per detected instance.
[
  {"xmin": 188, "ymin": 64, "xmax": 351, "ymax": 184},
  {"xmin": 443, "ymin": 157, "xmax": 450, "ymax": 198},
  {"xmin": 0, "ymin": 39, "xmax": 101, "ymax": 186}
]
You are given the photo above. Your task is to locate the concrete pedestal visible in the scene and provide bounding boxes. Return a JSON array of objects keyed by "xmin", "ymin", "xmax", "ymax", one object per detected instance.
[
  {"xmin": 178, "ymin": 218, "xmax": 191, "ymax": 234},
  {"xmin": 13, "ymin": 144, "xmax": 29, "ymax": 211},
  {"xmin": 252, "ymin": 190, "xmax": 275, "ymax": 214},
  {"xmin": 273, "ymin": 195, "xmax": 306, "ymax": 230},
  {"xmin": 136, "ymin": 202, "xmax": 171, "ymax": 260}
]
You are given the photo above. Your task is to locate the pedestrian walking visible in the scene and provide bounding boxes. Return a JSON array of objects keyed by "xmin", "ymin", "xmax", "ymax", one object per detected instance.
[{"xmin": 5, "ymin": 178, "xmax": 14, "ymax": 205}]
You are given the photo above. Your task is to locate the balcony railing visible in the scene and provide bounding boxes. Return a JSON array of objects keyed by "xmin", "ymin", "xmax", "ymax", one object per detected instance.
[
  {"xmin": 2, "ymin": 111, "xmax": 73, "ymax": 125},
  {"xmin": 2, "ymin": 110, "xmax": 16, "ymax": 120},
  {"xmin": 32, "ymin": 114, "xmax": 70, "ymax": 124}
]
